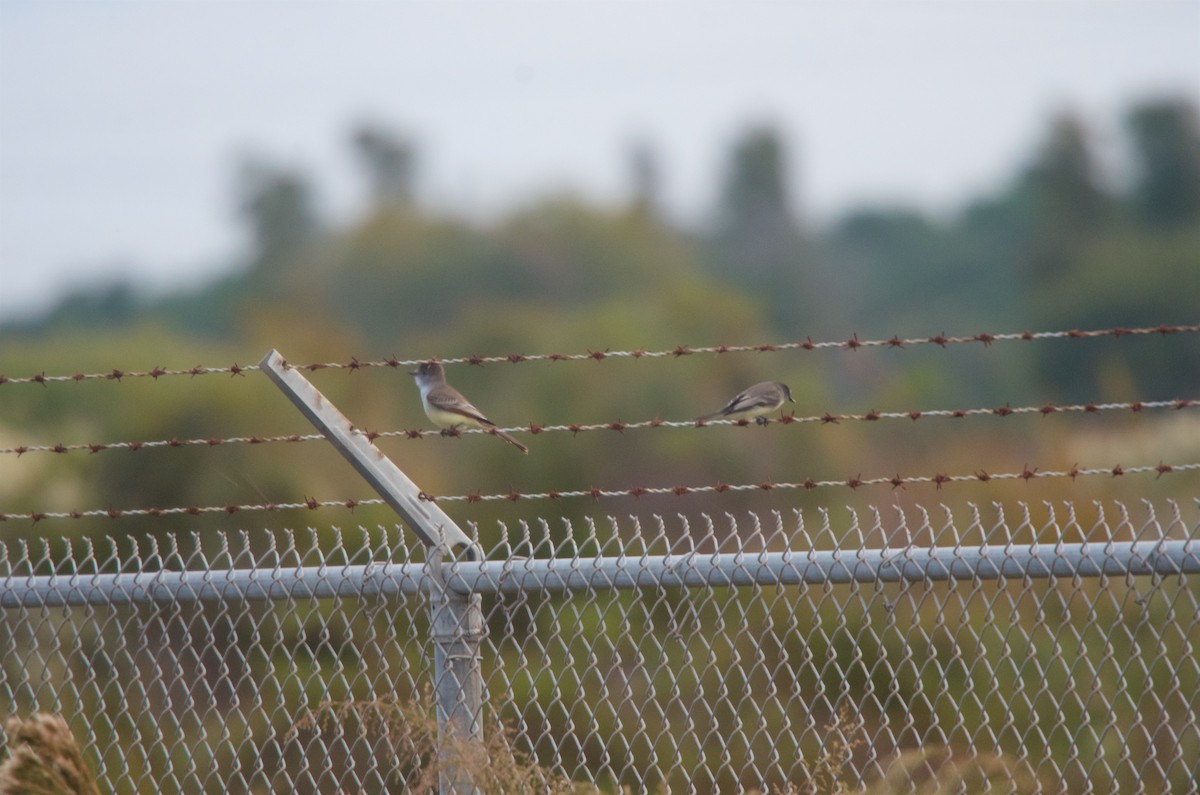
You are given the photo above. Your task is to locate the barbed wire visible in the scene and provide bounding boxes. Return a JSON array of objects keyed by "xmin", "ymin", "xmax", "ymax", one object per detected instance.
[
  {"xmin": 3, "ymin": 398, "xmax": 1194, "ymax": 457},
  {"xmin": 2, "ymin": 460, "xmax": 1194, "ymax": 523},
  {"xmin": 0, "ymin": 497, "xmax": 387, "ymax": 524},
  {"xmin": 3, "ymin": 323, "xmax": 1197, "ymax": 386},
  {"xmin": 425, "ymin": 461, "xmax": 1199, "ymax": 504}
]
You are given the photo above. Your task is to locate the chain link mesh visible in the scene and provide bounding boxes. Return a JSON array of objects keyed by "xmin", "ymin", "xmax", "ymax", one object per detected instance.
[{"xmin": 3, "ymin": 500, "xmax": 1198, "ymax": 793}]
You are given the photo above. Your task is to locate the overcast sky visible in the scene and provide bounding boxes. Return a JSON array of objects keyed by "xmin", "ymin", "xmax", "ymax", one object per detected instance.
[{"xmin": 1, "ymin": 0, "xmax": 1197, "ymax": 321}]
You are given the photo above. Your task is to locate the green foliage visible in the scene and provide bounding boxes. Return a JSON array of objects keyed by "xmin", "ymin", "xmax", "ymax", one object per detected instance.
[
  {"xmin": 1, "ymin": 99, "xmax": 1197, "ymax": 793},
  {"xmin": 1023, "ymin": 224, "xmax": 1200, "ymax": 401},
  {"xmin": 4, "ymin": 101, "xmax": 1196, "ymax": 536},
  {"xmin": 707, "ymin": 125, "xmax": 812, "ymax": 328},
  {"xmin": 352, "ymin": 121, "xmax": 419, "ymax": 208},
  {"xmin": 1126, "ymin": 98, "xmax": 1200, "ymax": 228},
  {"xmin": 236, "ymin": 155, "xmax": 320, "ymax": 271},
  {"xmin": 1016, "ymin": 111, "xmax": 1113, "ymax": 284},
  {"xmin": 716, "ymin": 125, "xmax": 795, "ymax": 241}
]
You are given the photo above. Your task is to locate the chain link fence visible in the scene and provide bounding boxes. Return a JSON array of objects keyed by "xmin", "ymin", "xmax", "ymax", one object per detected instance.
[{"xmin": 3, "ymin": 499, "xmax": 1198, "ymax": 793}]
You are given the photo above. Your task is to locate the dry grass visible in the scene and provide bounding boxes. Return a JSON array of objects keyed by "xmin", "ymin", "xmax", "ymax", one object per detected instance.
[
  {"xmin": 746, "ymin": 706, "xmax": 865, "ymax": 795},
  {"xmin": 750, "ymin": 707, "xmax": 1044, "ymax": 795},
  {"xmin": 289, "ymin": 687, "xmax": 590, "ymax": 794},
  {"xmin": 859, "ymin": 746, "xmax": 1044, "ymax": 795},
  {"xmin": 0, "ymin": 714, "xmax": 99, "ymax": 795},
  {"xmin": 0, "ymin": 702, "xmax": 1045, "ymax": 794},
  {"xmin": 289, "ymin": 693, "xmax": 1048, "ymax": 795}
]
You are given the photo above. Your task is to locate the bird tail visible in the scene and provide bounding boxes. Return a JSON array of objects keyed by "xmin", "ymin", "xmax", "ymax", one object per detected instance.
[{"xmin": 490, "ymin": 428, "xmax": 530, "ymax": 454}]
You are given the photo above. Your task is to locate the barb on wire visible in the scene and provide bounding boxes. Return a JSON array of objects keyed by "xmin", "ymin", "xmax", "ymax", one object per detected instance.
[
  {"xmin": 2, "ymin": 460, "xmax": 1195, "ymax": 523},
  {"xmin": 4, "ymin": 398, "xmax": 1195, "ymax": 457},
  {"xmin": 3, "ymin": 323, "xmax": 1197, "ymax": 385}
]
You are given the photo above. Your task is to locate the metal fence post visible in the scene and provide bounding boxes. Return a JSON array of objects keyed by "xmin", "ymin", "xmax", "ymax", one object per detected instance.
[
  {"xmin": 429, "ymin": 547, "xmax": 485, "ymax": 795},
  {"xmin": 259, "ymin": 349, "xmax": 484, "ymax": 794}
]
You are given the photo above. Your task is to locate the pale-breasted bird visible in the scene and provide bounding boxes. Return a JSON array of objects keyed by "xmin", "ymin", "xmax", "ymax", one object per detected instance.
[
  {"xmin": 696, "ymin": 381, "xmax": 794, "ymax": 426},
  {"xmin": 409, "ymin": 361, "xmax": 529, "ymax": 453}
]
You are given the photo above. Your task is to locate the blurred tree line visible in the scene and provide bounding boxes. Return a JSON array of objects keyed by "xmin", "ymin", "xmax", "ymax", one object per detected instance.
[
  {"xmin": 11, "ymin": 97, "xmax": 1197, "ymax": 396},
  {"xmin": 1, "ymin": 97, "xmax": 1197, "ymax": 540},
  {"xmin": 2, "ymin": 97, "xmax": 1197, "ymax": 795}
]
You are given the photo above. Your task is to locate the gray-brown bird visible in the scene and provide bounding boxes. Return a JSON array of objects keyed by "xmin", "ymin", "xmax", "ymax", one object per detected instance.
[
  {"xmin": 409, "ymin": 361, "xmax": 529, "ymax": 453},
  {"xmin": 697, "ymin": 381, "xmax": 794, "ymax": 426}
]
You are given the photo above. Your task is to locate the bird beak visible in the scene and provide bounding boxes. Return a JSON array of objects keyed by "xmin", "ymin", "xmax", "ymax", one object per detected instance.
[{"xmin": 408, "ymin": 369, "xmax": 419, "ymax": 376}]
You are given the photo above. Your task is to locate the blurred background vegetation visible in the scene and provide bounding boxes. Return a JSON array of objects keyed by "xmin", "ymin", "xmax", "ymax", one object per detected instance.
[
  {"xmin": 2, "ymin": 96, "xmax": 1199, "ymax": 793},
  {"xmin": 1, "ymin": 97, "xmax": 1197, "ymax": 543}
]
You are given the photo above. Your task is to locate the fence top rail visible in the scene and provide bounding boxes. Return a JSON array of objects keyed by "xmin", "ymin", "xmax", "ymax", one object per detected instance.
[
  {"xmin": 2, "ymin": 539, "xmax": 1196, "ymax": 607},
  {"xmin": 2, "ymin": 500, "xmax": 1197, "ymax": 605}
]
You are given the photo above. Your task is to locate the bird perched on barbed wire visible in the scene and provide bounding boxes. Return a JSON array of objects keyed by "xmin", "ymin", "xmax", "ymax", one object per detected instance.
[
  {"xmin": 696, "ymin": 381, "xmax": 794, "ymax": 426},
  {"xmin": 409, "ymin": 361, "xmax": 529, "ymax": 453}
]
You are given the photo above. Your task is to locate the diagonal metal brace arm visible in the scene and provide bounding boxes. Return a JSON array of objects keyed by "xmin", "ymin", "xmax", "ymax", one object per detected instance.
[
  {"xmin": 258, "ymin": 349, "xmax": 475, "ymax": 554},
  {"xmin": 261, "ymin": 349, "xmax": 483, "ymax": 794}
]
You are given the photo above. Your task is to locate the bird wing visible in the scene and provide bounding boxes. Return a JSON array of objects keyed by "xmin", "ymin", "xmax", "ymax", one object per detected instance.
[
  {"xmin": 722, "ymin": 385, "xmax": 779, "ymax": 414},
  {"xmin": 427, "ymin": 387, "xmax": 494, "ymax": 426}
]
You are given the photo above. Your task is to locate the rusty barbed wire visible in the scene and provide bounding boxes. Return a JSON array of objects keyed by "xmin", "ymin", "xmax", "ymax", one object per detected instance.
[
  {"xmin": 2, "ymin": 398, "xmax": 1195, "ymax": 457},
  {"xmin": 0, "ymin": 497, "xmax": 387, "ymax": 524},
  {"xmin": 423, "ymin": 461, "xmax": 1200, "ymax": 504},
  {"xmin": 0, "ymin": 431, "xmax": 322, "ymax": 456},
  {"xmin": 1, "ymin": 460, "xmax": 1195, "ymax": 523},
  {"xmin": 2, "ymin": 323, "xmax": 1197, "ymax": 386}
]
